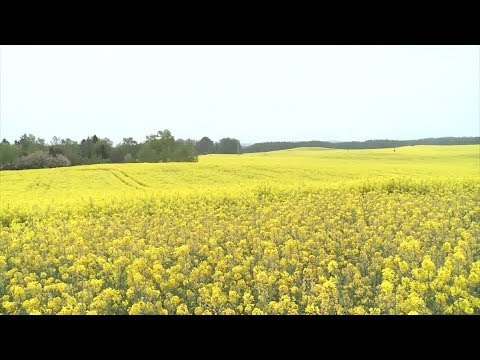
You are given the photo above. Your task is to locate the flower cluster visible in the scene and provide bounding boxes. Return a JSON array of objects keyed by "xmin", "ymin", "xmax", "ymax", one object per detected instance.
[{"xmin": 1, "ymin": 177, "xmax": 479, "ymax": 314}]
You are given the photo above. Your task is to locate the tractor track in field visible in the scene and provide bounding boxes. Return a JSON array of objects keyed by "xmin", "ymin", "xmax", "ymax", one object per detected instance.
[
  {"xmin": 113, "ymin": 169, "xmax": 148, "ymax": 188},
  {"xmin": 79, "ymin": 168, "xmax": 149, "ymax": 190}
]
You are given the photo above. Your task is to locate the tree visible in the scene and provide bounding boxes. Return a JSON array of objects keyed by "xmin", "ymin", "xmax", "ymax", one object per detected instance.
[
  {"xmin": 138, "ymin": 143, "xmax": 158, "ymax": 162},
  {"xmin": 60, "ymin": 139, "xmax": 82, "ymax": 165},
  {"xmin": 158, "ymin": 129, "xmax": 175, "ymax": 162},
  {"xmin": 110, "ymin": 148, "xmax": 124, "ymax": 163},
  {"xmin": 61, "ymin": 138, "xmax": 76, "ymax": 146},
  {"xmin": 196, "ymin": 136, "xmax": 214, "ymax": 155},
  {"xmin": 0, "ymin": 142, "xmax": 20, "ymax": 167},
  {"xmin": 10, "ymin": 151, "xmax": 70, "ymax": 170},
  {"xmin": 143, "ymin": 129, "xmax": 176, "ymax": 162},
  {"xmin": 79, "ymin": 135, "xmax": 111, "ymax": 161},
  {"xmin": 110, "ymin": 137, "xmax": 140, "ymax": 163},
  {"xmin": 96, "ymin": 138, "xmax": 112, "ymax": 159},
  {"xmin": 48, "ymin": 145, "xmax": 65, "ymax": 157},
  {"xmin": 122, "ymin": 137, "xmax": 137, "ymax": 147},
  {"xmin": 174, "ymin": 139, "xmax": 198, "ymax": 162},
  {"xmin": 80, "ymin": 138, "xmax": 94, "ymax": 159},
  {"xmin": 50, "ymin": 136, "xmax": 61, "ymax": 146},
  {"xmin": 146, "ymin": 132, "xmax": 160, "ymax": 151},
  {"xmin": 120, "ymin": 137, "xmax": 139, "ymax": 159},
  {"xmin": 14, "ymin": 134, "xmax": 45, "ymax": 155},
  {"xmin": 217, "ymin": 137, "xmax": 242, "ymax": 154}
]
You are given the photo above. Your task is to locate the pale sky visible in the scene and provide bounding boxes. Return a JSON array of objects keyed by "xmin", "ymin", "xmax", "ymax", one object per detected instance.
[{"xmin": 0, "ymin": 45, "xmax": 478, "ymax": 145}]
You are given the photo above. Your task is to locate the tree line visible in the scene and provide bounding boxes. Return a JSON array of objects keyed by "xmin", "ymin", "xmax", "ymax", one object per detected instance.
[
  {"xmin": 2, "ymin": 133, "xmax": 476, "ymax": 170},
  {"xmin": 0, "ymin": 131, "xmax": 242, "ymax": 170},
  {"xmin": 242, "ymin": 137, "xmax": 480, "ymax": 153}
]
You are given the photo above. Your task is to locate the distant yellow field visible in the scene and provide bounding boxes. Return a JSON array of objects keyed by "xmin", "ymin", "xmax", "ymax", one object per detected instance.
[
  {"xmin": 1, "ymin": 145, "xmax": 478, "ymax": 203},
  {"xmin": 1, "ymin": 145, "xmax": 479, "ymax": 314}
]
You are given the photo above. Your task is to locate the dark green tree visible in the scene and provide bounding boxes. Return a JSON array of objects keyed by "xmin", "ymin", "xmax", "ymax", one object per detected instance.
[
  {"xmin": 60, "ymin": 138, "xmax": 82, "ymax": 165},
  {"xmin": 80, "ymin": 138, "xmax": 94, "ymax": 159},
  {"xmin": 196, "ymin": 136, "xmax": 214, "ymax": 155},
  {"xmin": 119, "ymin": 137, "xmax": 139, "ymax": 160},
  {"xmin": 109, "ymin": 147, "xmax": 124, "ymax": 163},
  {"xmin": 217, "ymin": 137, "xmax": 242, "ymax": 154},
  {"xmin": 174, "ymin": 139, "xmax": 198, "ymax": 162},
  {"xmin": 14, "ymin": 134, "xmax": 45, "ymax": 155},
  {"xmin": 138, "ymin": 142, "xmax": 158, "ymax": 162},
  {"xmin": 0, "ymin": 142, "xmax": 20, "ymax": 167},
  {"xmin": 158, "ymin": 129, "xmax": 175, "ymax": 162},
  {"xmin": 95, "ymin": 138, "xmax": 113, "ymax": 159}
]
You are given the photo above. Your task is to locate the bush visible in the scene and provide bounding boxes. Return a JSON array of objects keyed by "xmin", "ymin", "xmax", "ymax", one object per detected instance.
[{"xmin": 10, "ymin": 151, "xmax": 71, "ymax": 170}]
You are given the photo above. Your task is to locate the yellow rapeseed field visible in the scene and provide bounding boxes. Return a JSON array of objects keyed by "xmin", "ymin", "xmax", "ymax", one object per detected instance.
[{"xmin": 1, "ymin": 145, "xmax": 479, "ymax": 314}]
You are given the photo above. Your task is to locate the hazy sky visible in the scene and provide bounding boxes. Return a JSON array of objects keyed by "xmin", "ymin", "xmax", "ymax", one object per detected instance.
[{"xmin": 0, "ymin": 45, "xmax": 478, "ymax": 145}]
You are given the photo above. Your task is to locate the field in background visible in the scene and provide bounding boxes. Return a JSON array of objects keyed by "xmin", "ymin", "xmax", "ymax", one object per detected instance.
[
  {"xmin": 1, "ymin": 145, "xmax": 479, "ymax": 314},
  {"xmin": 1, "ymin": 145, "xmax": 478, "ymax": 203}
]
